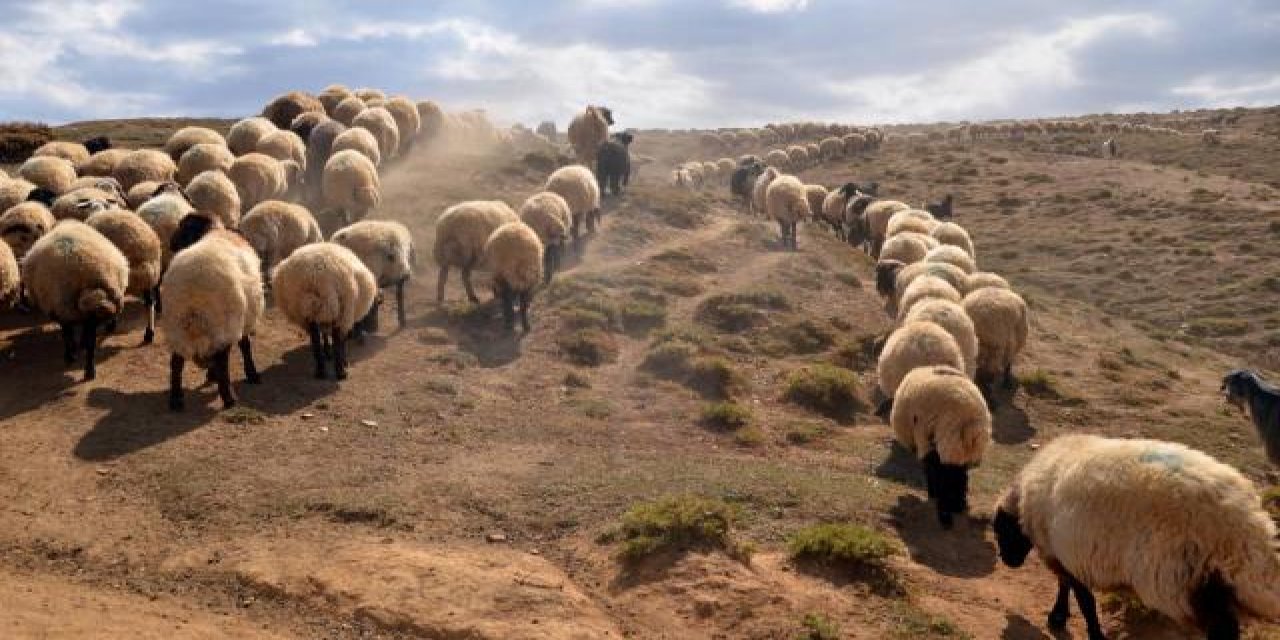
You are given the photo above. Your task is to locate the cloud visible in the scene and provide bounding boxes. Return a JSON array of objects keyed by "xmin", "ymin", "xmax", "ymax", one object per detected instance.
[
  {"xmin": 727, "ymin": 0, "xmax": 809, "ymax": 13},
  {"xmin": 1172, "ymin": 73, "xmax": 1280, "ymax": 107}
]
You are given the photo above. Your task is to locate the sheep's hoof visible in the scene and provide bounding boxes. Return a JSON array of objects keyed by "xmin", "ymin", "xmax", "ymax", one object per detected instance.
[{"xmin": 1047, "ymin": 610, "xmax": 1069, "ymax": 629}]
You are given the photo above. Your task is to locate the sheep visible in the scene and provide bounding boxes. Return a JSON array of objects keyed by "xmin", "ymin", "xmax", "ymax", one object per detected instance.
[
  {"xmin": 332, "ymin": 95, "xmax": 367, "ymax": 126},
  {"xmin": 763, "ymin": 148, "xmax": 789, "ymax": 169},
  {"xmin": 306, "ymin": 119, "xmax": 347, "ymax": 200},
  {"xmin": 962, "ymin": 287, "xmax": 1029, "ymax": 404},
  {"xmin": 595, "ymin": 131, "xmax": 633, "ymax": 197},
  {"xmin": 136, "ymin": 191, "xmax": 195, "ymax": 267},
  {"xmin": 331, "ymin": 220, "xmax": 414, "ymax": 330},
  {"xmin": 114, "ymin": 150, "xmax": 177, "ymax": 192},
  {"xmin": 886, "ymin": 208, "xmax": 938, "ymax": 238},
  {"xmin": 0, "ymin": 241, "xmax": 17, "ymax": 308},
  {"xmin": 77, "ymin": 148, "xmax": 129, "ymax": 179},
  {"xmin": 352, "ymin": 107, "xmax": 401, "ymax": 163},
  {"xmin": 483, "ymin": 221, "xmax": 544, "ymax": 332},
  {"xmin": 331, "ymin": 127, "xmax": 382, "ymax": 167},
  {"xmin": 50, "ymin": 187, "xmax": 124, "ymax": 221},
  {"xmin": 288, "ymin": 111, "xmax": 327, "ymax": 144},
  {"xmin": 931, "ymin": 221, "xmax": 975, "ymax": 259},
  {"xmin": 846, "ymin": 199, "xmax": 910, "ymax": 257},
  {"xmin": 354, "ymin": 88, "xmax": 386, "ymax": 103},
  {"xmin": 228, "ymin": 153, "xmax": 291, "ymax": 212},
  {"xmin": 765, "ymin": 174, "xmax": 811, "ymax": 251},
  {"xmin": 751, "ymin": 166, "xmax": 781, "ymax": 216},
  {"xmin": 255, "ymin": 129, "xmax": 307, "ymax": 169},
  {"xmin": 176, "ymin": 143, "xmax": 235, "ymax": 185},
  {"xmin": 876, "ymin": 320, "xmax": 966, "ymax": 413},
  {"xmin": 185, "ymin": 170, "xmax": 242, "ymax": 228},
  {"xmin": 125, "ymin": 181, "xmax": 162, "ymax": 209},
  {"xmin": 818, "ymin": 136, "xmax": 844, "ymax": 160},
  {"xmin": 544, "ymin": 165, "xmax": 601, "ymax": 237},
  {"xmin": 1220, "ymin": 369, "xmax": 1280, "ymax": 466},
  {"xmin": 879, "ymin": 231, "xmax": 938, "ymax": 265},
  {"xmin": 925, "ymin": 244, "xmax": 977, "ymax": 274},
  {"xmin": 433, "ymin": 200, "xmax": 518, "ymax": 303},
  {"xmin": 271, "ymin": 242, "xmax": 376, "ymax": 379},
  {"xmin": 1, "ymin": 201, "xmax": 56, "ymax": 259},
  {"xmin": 33, "ymin": 141, "xmax": 90, "ymax": 165},
  {"xmin": 805, "ymin": 142, "xmax": 821, "ymax": 162},
  {"xmin": 819, "ymin": 183, "xmax": 858, "ymax": 237},
  {"xmin": 0, "ymin": 179, "xmax": 36, "ymax": 212},
  {"xmin": 567, "ymin": 105, "xmax": 613, "ymax": 168},
  {"xmin": 384, "ymin": 96, "xmax": 422, "ymax": 156},
  {"xmin": 86, "ymin": 209, "xmax": 162, "ymax": 343},
  {"xmin": 896, "ymin": 274, "xmax": 963, "ymax": 320},
  {"xmin": 262, "ymin": 91, "xmax": 325, "ymax": 130},
  {"xmin": 226, "ymin": 117, "xmax": 277, "ymax": 156},
  {"xmin": 317, "ymin": 84, "xmax": 353, "ymax": 115},
  {"xmin": 19, "ymin": 156, "xmax": 77, "ymax": 195},
  {"xmin": 160, "ymin": 215, "xmax": 264, "ymax": 410},
  {"xmin": 164, "ymin": 127, "xmax": 226, "ymax": 162},
  {"xmin": 924, "ymin": 194, "xmax": 954, "ymax": 220},
  {"xmin": 239, "ymin": 200, "xmax": 323, "ymax": 276},
  {"xmin": 891, "ymin": 365, "xmax": 991, "ymax": 528},
  {"xmin": 902, "ymin": 298, "xmax": 978, "ymax": 376},
  {"xmin": 321, "ymin": 149, "xmax": 381, "ymax": 224},
  {"xmin": 877, "ymin": 260, "xmax": 969, "ymax": 309},
  {"xmin": 517, "ymin": 191, "xmax": 571, "ymax": 282},
  {"xmin": 964, "ymin": 271, "xmax": 1011, "ymax": 293},
  {"xmin": 22, "ymin": 220, "xmax": 129, "ymax": 380},
  {"xmin": 786, "ymin": 145, "xmax": 809, "ymax": 169},
  {"xmin": 730, "ymin": 160, "xmax": 765, "ymax": 208},
  {"xmin": 993, "ymin": 434, "xmax": 1280, "ymax": 640},
  {"xmin": 416, "ymin": 100, "xmax": 446, "ymax": 141}
]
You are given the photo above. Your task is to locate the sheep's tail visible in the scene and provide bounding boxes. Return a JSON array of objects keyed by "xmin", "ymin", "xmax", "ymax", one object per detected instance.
[{"xmin": 78, "ymin": 288, "xmax": 120, "ymax": 318}]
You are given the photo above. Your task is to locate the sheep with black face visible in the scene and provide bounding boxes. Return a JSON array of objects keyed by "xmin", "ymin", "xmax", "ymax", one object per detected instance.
[
  {"xmin": 595, "ymin": 131, "xmax": 633, "ymax": 197},
  {"xmin": 1221, "ymin": 369, "xmax": 1280, "ymax": 466}
]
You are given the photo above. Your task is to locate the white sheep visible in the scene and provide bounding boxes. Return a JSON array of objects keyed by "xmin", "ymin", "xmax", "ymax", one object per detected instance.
[
  {"xmin": 255, "ymin": 129, "xmax": 307, "ymax": 169},
  {"xmin": 1, "ymin": 201, "xmax": 56, "ymax": 259},
  {"xmin": 765, "ymin": 174, "xmax": 811, "ymax": 250},
  {"xmin": 886, "ymin": 208, "xmax": 938, "ymax": 237},
  {"xmin": 0, "ymin": 241, "xmax": 17, "ymax": 308},
  {"xmin": 332, "ymin": 95, "xmax": 367, "ymax": 126},
  {"xmin": 226, "ymin": 117, "xmax": 277, "ymax": 156},
  {"xmin": 924, "ymin": 244, "xmax": 977, "ymax": 274},
  {"xmin": 114, "ymin": 150, "xmax": 177, "ymax": 192},
  {"xmin": 964, "ymin": 271, "xmax": 1011, "ymax": 293},
  {"xmin": 125, "ymin": 181, "xmax": 162, "ymax": 210},
  {"xmin": 22, "ymin": 220, "xmax": 129, "ymax": 380},
  {"xmin": 86, "ymin": 209, "xmax": 163, "ymax": 343},
  {"xmin": 876, "ymin": 319, "xmax": 966, "ymax": 412},
  {"xmin": 176, "ymin": 143, "xmax": 235, "ymax": 185},
  {"xmin": 33, "ymin": 141, "xmax": 90, "ymax": 165},
  {"xmin": 567, "ymin": 105, "xmax": 613, "ymax": 168},
  {"xmin": 891, "ymin": 365, "xmax": 991, "ymax": 528},
  {"xmin": 261, "ymin": 91, "xmax": 325, "ymax": 130},
  {"xmin": 751, "ymin": 166, "xmax": 781, "ymax": 216},
  {"xmin": 228, "ymin": 153, "xmax": 293, "ymax": 212},
  {"xmin": 331, "ymin": 219, "xmax": 415, "ymax": 330},
  {"xmin": 185, "ymin": 170, "xmax": 241, "ymax": 228},
  {"xmin": 0, "ymin": 178, "xmax": 36, "ymax": 213},
  {"xmin": 902, "ymin": 297, "xmax": 977, "ymax": 376},
  {"xmin": 271, "ymin": 242, "xmax": 376, "ymax": 379},
  {"xmin": 803, "ymin": 184, "xmax": 828, "ymax": 223},
  {"xmin": 50, "ymin": 187, "xmax": 125, "ymax": 221},
  {"xmin": 352, "ymin": 107, "xmax": 401, "ymax": 163},
  {"xmin": 483, "ymin": 221, "xmax": 544, "ymax": 332},
  {"xmin": 517, "ymin": 191, "xmax": 572, "ymax": 281},
  {"xmin": 318, "ymin": 85, "xmax": 352, "ymax": 115},
  {"xmin": 544, "ymin": 165, "xmax": 601, "ymax": 237},
  {"xmin": 331, "ymin": 127, "xmax": 382, "ymax": 167},
  {"xmin": 962, "ymin": 287, "xmax": 1029, "ymax": 404},
  {"xmin": 77, "ymin": 148, "xmax": 129, "ymax": 178},
  {"xmin": 994, "ymin": 434, "xmax": 1280, "ymax": 639},
  {"xmin": 416, "ymin": 100, "xmax": 446, "ymax": 141},
  {"xmin": 931, "ymin": 221, "xmax": 975, "ymax": 259},
  {"xmin": 847, "ymin": 199, "xmax": 910, "ymax": 257},
  {"xmin": 164, "ymin": 127, "xmax": 226, "ymax": 162},
  {"xmin": 136, "ymin": 191, "xmax": 195, "ymax": 267},
  {"xmin": 384, "ymin": 96, "xmax": 422, "ymax": 156},
  {"xmin": 879, "ymin": 231, "xmax": 938, "ymax": 265},
  {"xmin": 896, "ymin": 274, "xmax": 963, "ymax": 320},
  {"xmin": 433, "ymin": 200, "xmax": 518, "ymax": 303},
  {"xmin": 322, "ymin": 149, "xmax": 381, "ymax": 224},
  {"xmin": 819, "ymin": 183, "xmax": 857, "ymax": 237},
  {"xmin": 238, "ymin": 200, "xmax": 323, "ymax": 275},
  {"xmin": 20, "ymin": 156, "xmax": 77, "ymax": 195},
  {"xmin": 160, "ymin": 216, "xmax": 264, "ymax": 411}
]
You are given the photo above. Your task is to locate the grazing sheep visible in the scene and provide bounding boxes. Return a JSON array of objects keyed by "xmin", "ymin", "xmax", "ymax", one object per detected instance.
[
  {"xmin": 903, "ymin": 298, "xmax": 978, "ymax": 376},
  {"xmin": 77, "ymin": 148, "xmax": 129, "ymax": 178},
  {"xmin": 879, "ymin": 231, "xmax": 938, "ymax": 265},
  {"xmin": 255, "ymin": 129, "xmax": 307, "ymax": 169},
  {"xmin": 878, "ymin": 260, "xmax": 969, "ymax": 310},
  {"xmin": 483, "ymin": 221, "xmax": 544, "ymax": 332},
  {"xmin": 931, "ymin": 221, "xmax": 975, "ymax": 259},
  {"xmin": 595, "ymin": 131, "xmax": 633, "ymax": 197},
  {"xmin": 177, "ymin": 143, "xmax": 235, "ymax": 185},
  {"xmin": 567, "ymin": 105, "xmax": 613, "ymax": 168},
  {"xmin": 262, "ymin": 91, "xmax": 325, "ymax": 130},
  {"xmin": 164, "ymin": 127, "xmax": 226, "ymax": 162},
  {"xmin": 114, "ymin": 150, "xmax": 176, "ymax": 192},
  {"xmin": 384, "ymin": 96, "xmax": 422, "ymax": 156},
  {"xmin": 847, "ymin": 199, "xmax": 910, "ymax": 257},
  {"xmin": 786, "ymin": 145, "xmax": 808, "ymax": 168},
  {"xmin": 86, "ymin": 209, "xmax": 162, "ymax": 343},
  {"xmin": 20, "ymin": 156, "xmax": 77, "ymax": 195},
  {"xmin": 876, "ymin": 320, "xmax": 966, "ymax": 412},
  {"xmin": 1220, "ymin": 369, "xmax": 1280, "ymax": 466},
  {"xmin": 331, "ymin": 127, "xmax": 382, "ymax": 167},
  {"xmin": 751, "ymin": 166, "xmax": 781, "ymax": 216},
  {"xmin": 994, "ymin": 434, "xmax": 1280, "ymax": 640},
  {"xmin": 819, "ymin": 183, "xmax": 858, "ymax": 237},
  {"xmin": 321, "ymin": 149, "xmax": 381, "ymax": 224},
  {"xmin": 544, "ymin": 165, "xmax": 601, "ymax": 236},
  {"xmin": 271, "ymin": 242, "xmax": 376, "ymax": 379},
  {"xmin": 886, "ymin": 208, "xmax": 938, "ymax": 238},
  {"xmin": 136, "ymin": 191, "xmax": 195, "ymax": 266},
  {"xmin": 331, "ymin": 219, "xmax": 415, "ymax": 330},
  {"xmin": 962, "ymin": 287, "xmax": 1029, "ymax": 403},
  {"xmin": 239, "ymin": 200, "xmax": 323, "ymax": 276},
  {"xmin": 964, "ymin": 271, "xmax": 1011, "ymax": 293},
  {"xmin": 924, "ymin": 194, "xmax": 954, "ymax": 220},
  {"xmin": 417, "ymin": 100, "xmax": 446, "ymax": 141},
  {"xmin": 730, "ymin": 160, "xmax": 765, "ymax": 208},
  {"xmin": 891, "ymin": 365, "xmax": 991, "ymax": 528},
  {"xmin": 433, "ymin": 200, "xmax": 518, "ymax": 303},
  {"xmin": 0, "ymin": 241, "xmax": 17, "ymax": 307},
  {"xmin": 517, "ymin": 191, "xmax": 572, "ymax": 282},
  {"xmin": 33, "ymin": 141, "xmax": 90, "ymax": 165},
  {"xmin": 185, "ymin": 170, "xmax": 242, "ymax": 228},
  {"xmin": 0, "ymin": 179, "xmax": 36, "ymax": 212},
  {"xmin": 289, "ymin": 111, "xmax": 327, "ymax": 144},
  {"xmin": 897, "ymin": 274, "xmax": 963, "ymax": 321},
  {"xmin": 925, "ymin": 244, "xmax": 977, "ymax": 274},
  {"xmin": 161, "ymin": 216, "xmax": 264, "ymax": 410},
  {"xmin": 50, "ymin": 187, "xmax": 124, "ymax": 221},
  {"xmin": 1, "ymin": 201, "xmax": 56, "ymax": 259},
  {"xmin": 228, "ymin": 153, "xmax": 290, "ymax": 212},
  {"xmin": 352, "ymin": 107, "xmax": 401, "ymax": 163},
  {"xmin": 765, "ymin": 174, "xmax": 811, "ymax": 251},
  {"xmin": 332, "ymin": 95, "xmax": 367, "ymax": 126},
  {"xmin": 22, "ymin": 220, "xmax": 128, "ymax": 380},
  {"xmin": 226, "ymin": 117, "xmax": 277, "ymax": 156}
]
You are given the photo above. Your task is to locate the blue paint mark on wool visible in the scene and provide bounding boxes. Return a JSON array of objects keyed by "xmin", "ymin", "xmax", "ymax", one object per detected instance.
[{"xmin": 1139, "ymin": 448, "xmax": 1184, "ymax": 472}]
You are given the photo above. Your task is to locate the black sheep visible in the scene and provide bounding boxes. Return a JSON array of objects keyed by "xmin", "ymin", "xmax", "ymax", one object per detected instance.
[
  {"xmin": 1221, "ymin": 369, "xmax": 1280, "ymax": 466},
  {"xmin": 925, "ymin": 193, "xmax": 953, "ymax": 220},
  {"xmin": 729, "ymin": 160, "xmax": 764, "ymax": 205},
  {"xmin": 82, "ymin": 136, "xmax": 111, "ymax": 155},
  {"xmin": 595, "ymin": 131, "xmax": 633, "ymax": 197}
]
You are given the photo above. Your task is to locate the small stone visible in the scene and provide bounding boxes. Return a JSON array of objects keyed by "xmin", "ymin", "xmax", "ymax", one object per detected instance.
[
  {"xmin": 300, "ymin": 412, "xmax": 315, "ymax": 420},
  {"xmin": 1029, "ymin": 443, "xmax": 1041, "ymax": 450},
  {"xmin": 529, "ymin": 549, "xmax": 541, "ymax": 555},
  {"xmin": 95, "ymin": 467, "xmax": 111, "ymax": 475},
  {"xmin": 360, "ymin": 419, "xmax": 378, "ymax": 427},
  {"xmin": 319, "ymin": 426, "xmax": 329, "ymax": 433},
  {"xmin": 486, "ymin": 533, "xmax": 507, "ymax": 543}
]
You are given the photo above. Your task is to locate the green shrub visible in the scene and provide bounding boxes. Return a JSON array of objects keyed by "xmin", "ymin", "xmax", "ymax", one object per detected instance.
[
  {"xmin": 697, "ymin": 290, "xmax": 790, "ymax": 332},
  {"xmin": 1018, "ymin": 369, "xmax": 1061, "ymax": 398},
  {"xmin": 688, "ymin": 357, "xmax": 747, "ymax": 399},
  {"xmin": 558, "ymin": 329, "xmax": 619, "ymax": 366},
  {"xmin": 621, "ymin": 300, "xmax": 667, "ymax": 334},
  {"xmin": 765, "ymin": 319, "xmax": 835, "ymax": 356},
  {"xmin": 641, "ymin": 341, "xmax": 697, "ymax": 380},
  {"xmin": 614, "ymin": 494, "xmax": 750, "ymax": 562},
  {"xmin": 701, "ymin": 402, "xmax": 752, "ymax": 430},
  {"xmin": 788, "ymin": 523, "xmax": 898, "ymax": 569},
  {"xmin": 784, "ymin": 365, "xmax": 867, "ymax": 420},
  {"xmin": 795, "ymin": 613, "xmax": 841, "ymax": 640}
]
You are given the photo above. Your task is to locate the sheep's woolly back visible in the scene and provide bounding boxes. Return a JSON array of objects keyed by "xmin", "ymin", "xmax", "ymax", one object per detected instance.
[
  {"xmin": 877, "ymin": 320, "xmax": 965, "ymax": 398},
  {"xmin": 271, "ymin": 242, "xmax": 376, "ymax": 334},
  {"xmin": 898, "ymin": 275, "xmax": 962, "ymax": 320},
  {"xmin": 416, "ymin": 101, "xmax": 445, "ymax": 140},
  {"xmin": 239, "ymin": 200, "xmax": 323, "ymax": 271},
  {"xmin": 818, "ymin": 137, "xmax": 843, "ymax": 159},
  {"xmin": 227, "ymin": 117, "xmax": 277, "ymax": 157},
  {"xmin": 177, "ymin": 143, "xmax": 235, "ymax": 185},
  {"xmin": 999, "ymin": 434, "xmax": 1280, "ymax": 625},
  {"xmin": 20, "ymin": 156, "xmax": 77, "ymax": 195},
  {"xmin": 892, "ymin": 365, "xmax": 991, "ymax": 465},
  {"xmin": 544, "ymin": 166, "xmax": 600, "ymax": 219},
  {"xmin": 255, "ymin": 130, "xmax": 307, "ymax": 168},
  {"xmin": 965, "ymin": 271, "xmax": 1011, "ymax": 294},
  {"xmin": 33, "ymin": 141, "xmax": 90, "ymax": 165},
  {"xmin": 517, "ymin": 191, "xmax": 572, "ymax": 247},
  {"xmin": 0, "ymin": 241, "xmax": 17, "ymax": 306},
  {"xmin": 433, "ymin": 201, "xmax": 519, "ymax": 270},
  {"xmin": 86, "ymin": 209, "xmax": 162, "ymax": 296},
  {"xmin": 186, "ymin": 170, "xmax": 242, "ymax": 229},
  {"xmin": 483, "ymin": 222, "xmax": 544, "ymax": 294},
  {"xmin": 567, "ymin": 106, "xmax": 610, "ymax": 166},
  {"xmin": 752, "ymin": 167, "xmax": 781, "ymax": 213},
  {"xmin": 962, "ymin": 288, "xmax": 1029, "ymax": 380},
  {"xmin": 925, "ymin": 244, "xmax": 977, "ymax": 274},
  {"xmin": 331, "ymin": 219, "xmax": 413, "ymax": 287},
  {"xmin": 903, "ymin": 298, "xmax": 978, "ymax": 376},
  {"xmin": 333, "ymin": 96, "xmax": 367, "ymax": 126},
  {"xmin": 318, "ymin": 85, "xmax": 353, "ymax": 116},
  {"xmin": 322, "ymin": 150, "xmax": 381, "ymax": 220},
  {"xmin": 862, "ymin": 200, "xmax": 910, "ymax": 240},
  {"xmin": 160, "ymin": 230, "xmax": 263, "ymax": 362},
  {"xmin": 820, "ymin": 189, "xmax": 851, "ymax": 227},
  {"xmin": 77, "ymin": 149, "xmax": 130, "ymax": 178},
  {"xmin": 262, "ymin": 91, "xmax": 325, "ymax": 130},
  {"xmin": 228, "ymin": 153, "xmax": 287, "ymax": 212},
  {"xmin": 893, "ymin": 261, "xmax": 969, "ymax": 303},
  {"xmin": 803, "ymin": 185, "xmax": 828, "ymax": 219},
  {"xmin": 887, "ymin": 209, "xmax": 938, "ymax": 238},
  {"xmin": 126, "ymin": 181, "xmax": 161, "ymax": 210},
  {"xmin": 763, "ymin": 149, "xmax": 789, "ymax": 168},
  {"xmin": 766, "ymin": 175, "xmax": 811, "ymax": 225},
  {"xmin": 164, "ymin": 127, "xmax": 226, "ymax": 162},
  {"xmin": 0, "ymin": 202, "xmax": 56, "ymax": 258},
  {"xmin": 352, "ymin": 107, "xmax": 401, "ymax": 162},
  {"xmin": 22, "ymin": 220, "xmax": 129, "ymax": 322},
  {"xmin": 136, "ymin": 193, "xmax": 195, "ymax": 265},
  {"xmin": 0, "ymin": 179, "xmax": 36, "ymax": 212},
  {"xmin": 879, "ymin": 231, "xmax": 938, "ymax": 265},
  {"xmin": 331, "ymin": 127, "xmax": 382, "ymax": 167},
  {"xmin": 931, "ymin": 222, "xmax": 976, "ymax": 259},
  {"xmin": 51, "ymin": 187, "xmax": 125, "ymax": 221},
  {"xmin": 384, "ymin": 97, "xmax": 422, "ymax": 153},
  {"xmin": 114, "ymin": 150, "xmax": 177, "ymax": 192}
]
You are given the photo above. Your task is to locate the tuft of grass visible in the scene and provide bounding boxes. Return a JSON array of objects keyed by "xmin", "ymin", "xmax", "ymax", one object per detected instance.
[
  {"xmin": 696, "ymin": 290, "xmax": 790, "ymax": 332},
  {"xmin": 1018, "ymin": 369, "xmax": 1061, "ymax": 398},
  {"xmin": 831, "ymin": 334, "xmax": 882, "ymax": 372},
  {"xmin": 788, "ymin": 523, "xmax": 898, "ymax": 569},
  {"xmin": 784, "ymin": 421, "xmax": 829, "ymax": 445},
  {"xmin": 222, "ymin": 406, "xmax": 266, "ymax": 425},
  {"xmin": 763, "ymin": 319, "xmax": 835, "ymax": 356},
  {"xmin": 889, "ymin": 602, "xmax": 970, "ymax": 639},
  {"xmin": 688, "ymin": 357, "xmax": 748, "ymax": 399},
  {"xmin": 795, "ymin": 613, "xmax": 841, "ymax": 640},
  {"xmin": 733, "ymin": 425, "xmax": 768, "ymax": 448},
  {"xmin": 642, "ymin": 341, "xmax": 697, "ymax": 379},
  {"xmin": 701, "ymin": 401, "xmax": 752, "ymax": 430},
  {"xmin": 784, "ymin": 365, "xmax": 867, "ymax": 420},
  {"xmin": 563, "ymin": 371, "xmax": 592, "ymax": 389},
  {"xmin": 620, "ymin": 299, "xmax": 668, "ymax": 335},
  {"xmin": 613, "ymin": 494, "xmax": 751, "ymax": 563},
  {"xmin": 557, "ymin": 329, "xmax": 619, "ymax": 366}
]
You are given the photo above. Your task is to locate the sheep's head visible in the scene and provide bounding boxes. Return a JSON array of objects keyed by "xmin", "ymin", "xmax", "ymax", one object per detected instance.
[
  {"xmin": 25, "ymin": 187, "xmax": 57, "ymax": 207},
  {"xmin": 838, "ymin": 182, "xmax": 860, "ymax": 198},
  {"xmin": 78, "ymin": 289, "xmax": 122, "ymax": 320},
  {"xmin": 613, "ymin": 131, "xmax": 634, "ymax": 146},
  {"xmin": 598, "ymin": 106, "xmax": 614, "ymax": 125},
  {"xmin": 83, "ymin": 136, "xmax": 111, "ymax": 154},
  {"xmin": 1220, "ymin": 369, "xmax": 1259, "ymax": 412},
  {"xmin": 992, "ymin": 500, "xmax": 1032, "ymax": 568},
  {"xmin": 874, "ymin": 260, "xmax": 905, "ymax": 298}
]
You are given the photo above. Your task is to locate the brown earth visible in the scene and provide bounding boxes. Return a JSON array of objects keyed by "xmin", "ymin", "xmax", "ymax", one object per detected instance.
[{"xmin": 0, "ymin": 108, "xmax": 1277, "ymax": 639}]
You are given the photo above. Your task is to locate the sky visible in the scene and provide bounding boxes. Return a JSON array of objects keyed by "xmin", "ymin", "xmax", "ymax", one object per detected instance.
[{"xmin": 0, "ymin": 0, "xmax": 1277, "ymax": 128}]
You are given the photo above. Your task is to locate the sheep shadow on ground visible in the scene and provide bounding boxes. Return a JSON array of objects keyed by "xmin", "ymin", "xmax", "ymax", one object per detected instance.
[
  {"xmin": 249, "ymin": 336, "xmax": 392, "ymax": 415},
  {"xmin": 0, "ymin": 323, "xmax": 128, "ymax": 422},
  {"xmin": 992, "ymin": 400, "xmax": 1035, "ymax": 444},
  {"xmin": 1000, "ymin": 614, "xmax": 1052, "ymax": 640},
  {"xmin": 888, "ymin": 494, "xmax": 997, "ymax": 578},
  {"xmin": 873, "ymin": 441, "xmax": 926, "ymax": 488},
  {"xmin": 77, "ymin": 387, "xmax": 217, "ymax": 461}
]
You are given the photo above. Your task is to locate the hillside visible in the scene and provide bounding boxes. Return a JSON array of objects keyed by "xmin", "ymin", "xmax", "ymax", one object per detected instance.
[{"xmin": 0, "ymin": 108, "xmax": 1277, "ymax": 639}]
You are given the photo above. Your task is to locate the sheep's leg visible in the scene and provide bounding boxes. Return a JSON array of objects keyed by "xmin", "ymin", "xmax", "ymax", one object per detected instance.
[
  {"xmin": 519, "ymin": 290, "xmax": 532, "ymax": 333},
  {"xmin": 308, "ymin": 322, "xmax": 327, "ymax": 379},
  {"xmin": 1065, "ymin": 575, "xmax": 1105, "ymax": 640},
  {"xmin": 168, "ymin": 354, "xmax": 185, "ymax": 412},
  {"xmin": 239, "ymin": 336, "xmax": 261, "ymax": 384},
  {"xmin": 153, "ymin": 287, "xmax": 163, "ymax": 316},
  {"xmin": 395, "ymin": 279, "xmax": 407, "ymax": 329},
  {"xmin": 361, "ymin": 296, "xmax": 381, "ymax": 336},
  {"xmin": 497, "ymin": 281, "xmax": 515, "ymax": 331},
  {"xmin": 461, "ymin": 266, "xmax": 479, "ymax": 304},
  {"xmin": 542, "ymin": 248, "xmax": 555, "ymax": 285},
  {"xmin": 81, "ymin": 318, "xmax": 99, "ymax": 381},
  {"xmin": 141, "ymin": 289, "xmax": 156, "ymax": 345},
  {"xmin": 331, "ymin": 328, "xmax": 348, "ymax": 381},
  {"xmin": 1048, "ymin": 575, "xmax": 1072, "ymax": 629},
  {"xmin": 1191, "ymin": 572, "xmax": 1240, "ymax": 640},
  {"xmin": 214, "ymin": 347, "xmax": 236, "ymax": 409},
  {"xmin": 436, "ymin": 266, "xmax": 449, "ymax": 304},
  {"xmin": 60, "ymin": 322, "xmax": 77, "ymax": 364},
  {"xmin": 1002, "ymin": 364, "xmax": 1017, "ymax": 390}
]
